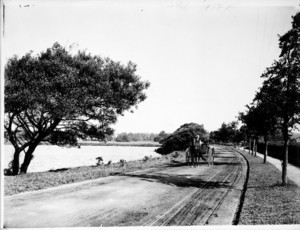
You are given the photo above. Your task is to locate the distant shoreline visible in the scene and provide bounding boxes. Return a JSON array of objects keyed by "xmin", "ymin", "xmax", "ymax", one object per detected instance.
[
  {"xmin": 78, "ymin": 141, "xmax": 161, "ymax": 147},
  {"xmin": 4, "ymin": 141, "xmax": 161, "ymax": 147}
]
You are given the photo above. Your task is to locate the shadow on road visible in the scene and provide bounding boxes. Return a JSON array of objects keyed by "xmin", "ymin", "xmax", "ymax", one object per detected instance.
[
  {"xmin": 48, "ymin": 168, "xmax": 70, "ymax": 172},
  {"xmin": 215, "ymin": 156, "xmax": 236, "ymax": 159},
  {"xmin": 212, "ymin": 162, "xmax": 240, "ymax": 166},
  {"xmin": 123, "ymin": 172, "xmax": 231, "ymax": 189},
  {"xmin": 162, "ymin": 159, "xmax": 239, "ymax": 168}
]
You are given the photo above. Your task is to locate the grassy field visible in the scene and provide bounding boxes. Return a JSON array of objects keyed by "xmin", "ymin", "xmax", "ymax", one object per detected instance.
[
  {"xmin": 4, "ymin": 153, "xmax": 182, "ymax": 196},
  {"xmin": 237, "ymin": 149, "xmax": 300, "ymax": 224}
]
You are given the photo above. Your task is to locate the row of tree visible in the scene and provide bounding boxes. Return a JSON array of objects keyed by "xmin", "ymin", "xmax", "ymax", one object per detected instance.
[
  {"xmin": 209, "ymin": 121, "xmax": 284, "ymax": 148},
  {"xmin": 212, "ymin": 13, "xmax": 300, "ymax": 186},
  {"xmin": 242, "ymin": 12, "xmax": 300, "ymax": 185},
  {"xmin": 209, "ymin": 121, "xmax": 244, "ymax": 146}
]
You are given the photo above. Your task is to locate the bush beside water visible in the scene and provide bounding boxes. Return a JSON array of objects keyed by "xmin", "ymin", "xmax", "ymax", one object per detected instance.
[{"xmin": 156, "ymin": 123, "xmax": 208, "ymax": 155}]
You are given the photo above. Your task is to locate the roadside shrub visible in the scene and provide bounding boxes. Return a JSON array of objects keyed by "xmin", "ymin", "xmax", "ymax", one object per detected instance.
[
  {"xmin": 119, "ymin": 159, "xmax": 126, "ymax": 167},
  {"xmin": 96, "ymin": 156, "xmax": 104, "ymax": 166},
  {"xmin": 4, "ymin": 160, "xmax": 14, "ymax": 176},
  {"xmin": 172, "ymin": 152, "xmax": 179, "ymax": 158},
  {"xmin": 4, "ymin": 168, "xmax": 13, "ymax": 176},
  {"xmin": 143, "ymin": 156, "xmax": 150, "ymax": 162}
]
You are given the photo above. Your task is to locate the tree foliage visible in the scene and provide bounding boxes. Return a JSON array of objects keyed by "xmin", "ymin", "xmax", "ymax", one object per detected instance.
[
  {"xmin": 114, "ymin": 133, "xmax": 131, "ymax": 142},
  {"xmin": 238, "ymin": 13, "xmax": 300, "ymax": 184},
  {"xmin": 153, "ymin": 131, "xmax": 169, "ymax": 143},
  {"xmin": 257, "ymin": 13, "xmax": 300, "ymax": 184},
  {"xmin": 239, "ymin": 101, "xmax": 279, "ymax": 159},
  {"xmin": 210, "ymin": 121, "xmax": 243, "ymax": 144},
  {"xmin": 240, "ymin": 101, "xmax": 279, "ymax": 140},
  {"xmin": 5, "ymin": 43, "xmax": 150, "ymax": 175},
  {"xmin": 155, "ymin": 123, "xmax": 208, "ymax": 155},
  {"xmin": 114, "ymin": 132, "xmax": 157, "ymax": 142}
]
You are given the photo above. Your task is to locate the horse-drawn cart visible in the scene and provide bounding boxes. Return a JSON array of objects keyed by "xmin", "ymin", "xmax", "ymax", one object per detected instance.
[{"xmin": 185, "ymin": 144, "xmax": 214, "ymax": 166}]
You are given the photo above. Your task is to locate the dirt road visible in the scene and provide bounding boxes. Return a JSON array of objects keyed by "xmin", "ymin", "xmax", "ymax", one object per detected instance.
[{"xmin": 4, "ymin": 146, "xmax": 247, "ymax": 227}]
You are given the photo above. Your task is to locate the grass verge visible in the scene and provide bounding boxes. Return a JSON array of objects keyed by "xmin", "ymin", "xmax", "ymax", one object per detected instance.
[
  {"xmin": 4, "ymin": 153, "xmax": 182, "ymax": 196},
  {"xmin": 237, "ymin": 149, "xmax": 300, "ymax": 225}
]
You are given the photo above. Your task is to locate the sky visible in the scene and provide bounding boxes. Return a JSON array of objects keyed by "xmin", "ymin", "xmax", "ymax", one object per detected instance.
[{"xmin": 3, "ymin": 0, "xmax": 300, "ymax": 134}]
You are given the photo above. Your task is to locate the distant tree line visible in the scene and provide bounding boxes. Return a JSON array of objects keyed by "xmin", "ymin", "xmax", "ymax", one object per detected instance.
[
  {"xmin": 114, "ymin": 132, "xmax": 157, "ymax": 142},
  {"xmin": 113, "ymin": 131, "xmax": 170, "ymax": 142},
  {"xmin": 210, "ymin": 121, "xmax": 284, "ymax": 147},
  {"xmin": 210, "ymin": 121, "xmax": 245, "ymax": 146}
]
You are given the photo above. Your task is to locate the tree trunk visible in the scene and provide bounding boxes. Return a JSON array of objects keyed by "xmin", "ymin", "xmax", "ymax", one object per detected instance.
[
  {"xmin": 20, "ymin": 143, "xmax": 39, "ymax": 174},
  {"xmin": 12, "ymin": 149, "xmax": 21, "ymax": 175},
  {"xmin": 252, "ymin": 138, "xmax": 256, "ymax": 156},
  {"xmin": 254, "ymin": 138, "xmax": 257, "ymax": 157},
  {"xmin": 263, "ymin": 140, "xmax": 268, "ymax": 164},
  {"xmin": 248, "ymin": 138, "xmax": 251, "ymax": 154},
  {"xmin": 282, "ymin": 138, "xmax": 289, "ymax": 186}
]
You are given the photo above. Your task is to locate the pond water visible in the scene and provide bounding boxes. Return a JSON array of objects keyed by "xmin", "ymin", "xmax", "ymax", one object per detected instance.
[{"xmin": 4, "ymin": 145, "xmax": 160, "ymax": 173}]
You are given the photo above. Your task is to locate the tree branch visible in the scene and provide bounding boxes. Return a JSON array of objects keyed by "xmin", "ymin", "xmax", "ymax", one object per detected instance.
[{"xmin": 16, "ymin": 114, "xmax": 34, "ymax": 138}]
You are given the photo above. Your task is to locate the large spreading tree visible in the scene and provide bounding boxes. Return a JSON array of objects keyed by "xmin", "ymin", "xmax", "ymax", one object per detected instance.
[
  {"xmin": 5, "ymin": 43, "xmax": 150, "ymax": 175},
  {"xmin": 155, "ymin": 123, "xmax": 208, "ymax": 155}
]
